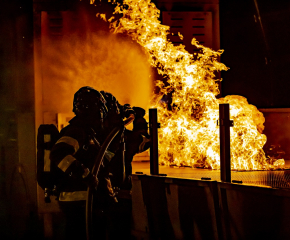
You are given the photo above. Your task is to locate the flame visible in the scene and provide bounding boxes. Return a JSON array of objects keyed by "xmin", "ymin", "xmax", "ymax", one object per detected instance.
[{"xmin": 92, "ymin": 0, "xmax": 284, "ymax": 170}]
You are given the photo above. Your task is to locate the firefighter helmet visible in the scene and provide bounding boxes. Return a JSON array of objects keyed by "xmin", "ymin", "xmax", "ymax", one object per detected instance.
[
  {"xmin": 100, "ymin": 91, "xmax": 121, "ymax": 117},
  {"xmin": 101, "ymin": 91, "xmax": 136, "ymax": 119},
  {"xmin": 73, "ymin": 86, "xmax": 108, "ymax": 120}
]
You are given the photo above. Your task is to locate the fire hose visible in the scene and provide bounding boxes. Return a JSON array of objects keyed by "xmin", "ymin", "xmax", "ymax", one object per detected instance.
[{"xmin": 86, "ymin": 114, "xmax": 135, "ymax": 240}]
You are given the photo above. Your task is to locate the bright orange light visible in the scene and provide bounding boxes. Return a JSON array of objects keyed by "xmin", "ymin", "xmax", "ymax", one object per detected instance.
[{"xmin": 94, "ymin": 0, "xmax": 284, "ymax": 170}]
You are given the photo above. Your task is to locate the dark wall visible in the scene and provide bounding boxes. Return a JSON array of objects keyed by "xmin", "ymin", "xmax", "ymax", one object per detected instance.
[
  {"xmin": 0, "ymin": 0, "xmax": 39, "ymax": 239},
  {"xmin": 220, "ymin": 0, "xmax": 290, "ymax": 108}
]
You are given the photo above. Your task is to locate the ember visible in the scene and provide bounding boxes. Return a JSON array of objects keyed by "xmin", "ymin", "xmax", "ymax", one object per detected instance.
[{"xmin": 92, "ymin": 0, "xmax": 285, "ymax": 170}]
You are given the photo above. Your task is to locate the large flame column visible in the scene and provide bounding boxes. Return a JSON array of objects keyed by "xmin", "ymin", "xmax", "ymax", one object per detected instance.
[{"xmin": 219, "ymin": 104, "xmax": 233, "ymax": 182}]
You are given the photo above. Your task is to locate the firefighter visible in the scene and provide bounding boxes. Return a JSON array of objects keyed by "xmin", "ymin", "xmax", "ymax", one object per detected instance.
[
  {"xmin": 50, "ymin": 86, "xmax": 119, "ymax": 240},
  {"xmin": 100, "ymin": 92, "xmax": 151, "ymax": 239},
  {"xmin": 100, "ymin": 91, "xmax": 150, "ymax": 189},
  {"xmin": 50, "ymin": 86, "xmax": 150, "ymax": 240}
]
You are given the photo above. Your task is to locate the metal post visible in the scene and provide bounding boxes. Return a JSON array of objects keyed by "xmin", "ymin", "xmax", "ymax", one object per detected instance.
[
  {"xmin": 219, "ymin": 104, "xmax": 233, "ymax": 182},
  {"xmin": 149, "ymin": 108, "xmax": 159, "ymax": 175}
]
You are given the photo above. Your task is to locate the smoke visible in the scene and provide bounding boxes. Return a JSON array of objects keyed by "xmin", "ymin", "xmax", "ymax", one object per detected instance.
[{"xmin": 41, "ymin": 30, "xmax": 153, "ymax": 114}]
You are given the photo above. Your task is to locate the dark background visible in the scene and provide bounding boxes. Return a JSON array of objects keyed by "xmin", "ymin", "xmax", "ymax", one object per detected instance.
[{"xmin": 220, "ymin": 0, "xmax": 290, "ymax": 108}]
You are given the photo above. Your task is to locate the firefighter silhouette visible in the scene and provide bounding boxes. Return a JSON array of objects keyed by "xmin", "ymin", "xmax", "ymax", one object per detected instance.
[{"xmin": 37, "ymin": 86, "xmax": 150, "ymax": 239}]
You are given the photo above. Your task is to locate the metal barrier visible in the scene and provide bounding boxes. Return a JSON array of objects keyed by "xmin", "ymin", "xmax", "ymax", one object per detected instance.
[{"xmin": 131, "ymin": 174, "xmax": 290, "ymax": 240}]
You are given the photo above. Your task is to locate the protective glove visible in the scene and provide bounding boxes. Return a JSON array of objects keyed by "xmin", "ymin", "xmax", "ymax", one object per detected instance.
[
  {"xmin": 83, "ymin": 171, "xmax": 99, "ymax": 190},
  {"xmin": 122, "ymin": 104, "xmax": 135, "ymax": 118},
  {"xmin": 104, "ymin": 177, "xmax": 118, "ymax": 203},
  {"xmin": 65, "ymin": 160, "xmax": 99, "ymax": 189}
]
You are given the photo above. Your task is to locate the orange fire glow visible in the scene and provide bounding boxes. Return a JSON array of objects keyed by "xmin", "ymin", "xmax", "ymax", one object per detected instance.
[
  {"xmin": 94, "ymin": 0, "xmax": 284, "ymax": 170},
  {"xmin": 40, "ymin": 18, "xmax": 152, "ymax": 115}
]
